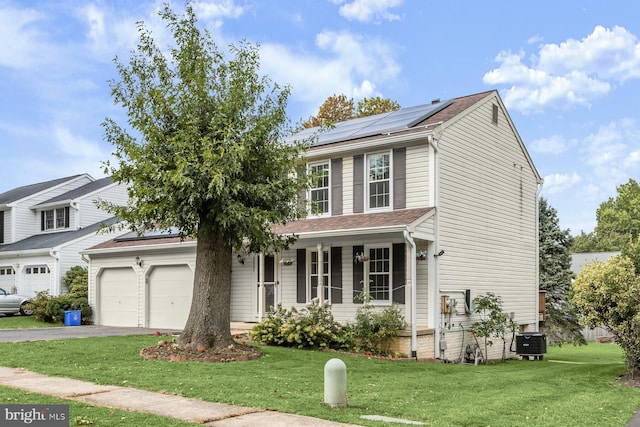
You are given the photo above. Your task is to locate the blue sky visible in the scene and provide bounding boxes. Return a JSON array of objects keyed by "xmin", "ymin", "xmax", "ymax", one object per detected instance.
[{"xmin": 1, "ymin": 0, "xmax": 639, "ymax": 235}]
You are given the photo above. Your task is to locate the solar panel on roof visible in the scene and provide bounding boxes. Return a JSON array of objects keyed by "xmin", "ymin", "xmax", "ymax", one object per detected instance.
[
  {"xmin": 286, "ymin": 98, "xmax": 453, "ymax": 147},
  {"xmin": 114, "ymin": 227, "xmax": 181, "ymax": 242}
]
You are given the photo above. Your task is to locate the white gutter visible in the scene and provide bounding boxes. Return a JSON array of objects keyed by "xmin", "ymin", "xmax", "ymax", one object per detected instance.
[
  {"xmin": 429, "ymin": 126, "xmax": 443, "ymax": 359},
  {"xmin": 80, "ymin": 240, "xmax": 197, "ymax": 256},
  {"xmin": 403, "ymin": 229, "xmax": 417, "ymax": 358},
  {"xmin": 307, "ymin": 129, "xmax": 436, "ymax": 158}
]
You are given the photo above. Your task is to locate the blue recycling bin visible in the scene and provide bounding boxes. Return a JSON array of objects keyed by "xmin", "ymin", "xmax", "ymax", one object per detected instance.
[{"xmin": 64, "ymin": 310, "xmax": 81, "ymax": 326}]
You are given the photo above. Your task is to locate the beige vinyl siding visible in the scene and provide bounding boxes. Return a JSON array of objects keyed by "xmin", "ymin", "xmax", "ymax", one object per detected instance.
[
  {"xmin": 342, "ymin": 156, "xmax": 353, "ymax": 215},
  {"xmin": 437, "ymin": 96, "xmax": 538, "ymax": 336},
  {"xmin": 230, "ymin": 250, "xmax": 258, "ymax": 322},
  {"xmin": 405, "ymin": 144, "xmax": 429, "ymax": 208},
  {"xmin": 415, "ymin": 242, "xmax": 429, "ymax": 324}
]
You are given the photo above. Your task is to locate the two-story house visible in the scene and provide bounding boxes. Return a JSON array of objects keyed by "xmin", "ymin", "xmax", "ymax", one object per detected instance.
[
  {"xmin": 83, "ymin": 90, "xmax": 542, "ymax": 360},
  {"xmin": 0, "ymin": 174, "xmax": 126, "ymax": 297}
]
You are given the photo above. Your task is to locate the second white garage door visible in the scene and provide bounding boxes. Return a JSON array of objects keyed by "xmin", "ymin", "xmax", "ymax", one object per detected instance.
[
  {"xmin": 147, "ymin": 265, "xmax": 193, "ymax": 330},
  {"xmin": 98, "ymin": 267, "xmax": 138, "ymax": 327}
]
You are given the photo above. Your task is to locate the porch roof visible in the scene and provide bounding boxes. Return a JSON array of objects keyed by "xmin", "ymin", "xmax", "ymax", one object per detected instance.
[{"xmin": 273, "ymin": 207, "xmax": 434, "ymax": 238}]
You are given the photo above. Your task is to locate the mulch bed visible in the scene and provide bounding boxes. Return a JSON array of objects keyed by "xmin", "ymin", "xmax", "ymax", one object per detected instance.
[{"xmin": 140, "ymin": 336, "xmax": 262, "ymax": 363}]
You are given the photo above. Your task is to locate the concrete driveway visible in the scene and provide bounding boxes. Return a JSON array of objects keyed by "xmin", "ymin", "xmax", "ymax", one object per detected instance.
[{"xmin": 0, "ymin": 325, "xmax": 175, "ymax": 342}]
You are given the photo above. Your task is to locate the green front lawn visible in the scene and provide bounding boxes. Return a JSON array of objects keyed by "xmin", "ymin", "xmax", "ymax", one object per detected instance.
[
  {"xmin": 0, "ymin": 336, "xmax": 638, "ymax": 427},
  {"xmin": 0, "ymin": 315, "xmax": 60, "ymax": 329}
]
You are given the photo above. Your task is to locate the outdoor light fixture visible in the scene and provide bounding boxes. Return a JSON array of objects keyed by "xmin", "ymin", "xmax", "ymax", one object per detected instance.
[
  {"xmin": 237, "ymin": 253, "xmax": 245, "ymax": 264},
  {"xmin": 135, "ymin": 256, "xmax": 143, "ymax": 267},
  {"xmin": 434, "ymin": 250, "xmax": 445, "ymax": 257}
]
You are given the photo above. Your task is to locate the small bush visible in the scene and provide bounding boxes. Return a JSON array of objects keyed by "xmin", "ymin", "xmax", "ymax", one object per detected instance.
[
  {"xmin": 252, "ymin": 300, "xmax": 346, "ymax": 350},
  {"xmin": 26, "ymin": 266, "xmax": 92, "ymax": 324},
  {"xmin": 350, "ymin": 304, "xmax": 406, "ymax": 354}
]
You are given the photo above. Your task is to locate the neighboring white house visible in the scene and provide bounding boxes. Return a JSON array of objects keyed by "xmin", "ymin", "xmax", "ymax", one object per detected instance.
[
  {"xmin": 0, "ymin": 174, "xmax": 126, "ymax": 296},
  {"xmin": 83, "ymin": 90, "xmax": 542, "ymax": 360}
]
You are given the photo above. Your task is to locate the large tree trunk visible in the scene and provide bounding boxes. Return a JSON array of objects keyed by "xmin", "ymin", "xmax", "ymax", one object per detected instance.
[{"xmin": 179, "ymin": 218, "xmax": 232, "ymax": 349}]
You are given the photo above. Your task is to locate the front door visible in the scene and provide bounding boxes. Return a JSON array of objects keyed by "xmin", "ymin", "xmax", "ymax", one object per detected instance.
[{"xmin": 257, "ymin": 254, "xmax": 277, "ymax": 317}]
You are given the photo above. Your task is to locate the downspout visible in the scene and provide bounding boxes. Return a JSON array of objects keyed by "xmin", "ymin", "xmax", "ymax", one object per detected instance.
[
  {"xmin": 49, "ymin": 249, "xmax": 60, "ymax": 295},
  {"xmin": 429, "ymin": 130, "xmax": 442, "ymax": 358},
  {"xmin": 71, "ymin": 201, "xmax": 80, "ymax": 229},
  {"xmin": 404, "ymin": 230, "xmax": 417, "ymax": 358},
  {"xmin": 535, "ymin": 182, "xmax": 543, "ymax": 331}
]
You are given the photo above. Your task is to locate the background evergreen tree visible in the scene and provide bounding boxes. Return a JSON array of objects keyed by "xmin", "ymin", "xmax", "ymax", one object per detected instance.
[{"xmin": 539, "ymin": 197, "xmax": 585, "ymax": 344}]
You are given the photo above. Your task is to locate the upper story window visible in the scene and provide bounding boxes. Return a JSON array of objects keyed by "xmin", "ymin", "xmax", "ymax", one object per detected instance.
[
  {"xmin": 42, "ymin": 207, "xmax": 69, "ymax": 231},
  {"xmin": 309, "ymin": 162, "xmax": 330, "ymax": 216},
  {"xmin": 367, "ymin": 152, "xmax": 391, "ymax": 210}
]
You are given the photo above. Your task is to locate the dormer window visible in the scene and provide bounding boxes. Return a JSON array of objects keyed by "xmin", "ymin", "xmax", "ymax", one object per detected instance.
[
  {"xmin": 41, "ymin": 207, "xmax": 69, "ymax": 231},
  {"xmin": 309, "ymin": 162, "xmax": 330, "ymax": 216},
  {"xmin": 367, "ymin": 152, "xmax": 391, "ymax": 210}
]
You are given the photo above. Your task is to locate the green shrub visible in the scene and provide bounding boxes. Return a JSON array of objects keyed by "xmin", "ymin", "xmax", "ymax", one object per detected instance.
[
  {"xmin": 252, "ymin": 300, "xmax": 346, "ymax": 350},
  {"xmin": 251, "ymin": 304, "xmax": 294, "ymax": 345},
  {"xmin": 26, "ymin": 266, "xmax": 92, "ymax": 324},
  {"xmin": 350, "ymin": 303, "xmax": 406, "ymax": 354}
]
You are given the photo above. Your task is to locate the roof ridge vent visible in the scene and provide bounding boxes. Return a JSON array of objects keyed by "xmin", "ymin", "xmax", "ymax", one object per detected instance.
[{"xmin": 431, "ymin": 98, "xmax": 440, "ymax": 104}]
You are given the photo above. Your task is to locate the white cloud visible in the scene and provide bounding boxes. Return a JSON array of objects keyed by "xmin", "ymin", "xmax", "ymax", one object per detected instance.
[
  {"xmin": 260, "ymin": 30, "xmax": 400, "ymax": 118},
  {"xmin": 484, "ymin": 25, "xmax": 640, "ymax": 113},
  {"xmin": 542, "ymin": 172, "xmax": 581, "ymax": 194},
  {"xmin": 0, "ymin": 5, "xmax": 48, "ymax": 69},
  {"xmin": 530, "ymin": 134, "xmax": 568, "ymax": 155},
  {"xmin": 194, "ymin": 0, "xmax": 245, "ymax": 28},
  {"xmin": 334, "ymin": 0, "xmax": 403, "ymax": 23}
]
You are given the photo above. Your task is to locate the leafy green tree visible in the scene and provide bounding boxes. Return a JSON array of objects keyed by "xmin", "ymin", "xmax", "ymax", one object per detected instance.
[
  {"xmin": 572, "ymin": 256, "xmax": 640, "ymax": 378},
  {"xmin": 356, "ymin": 96, "xmax": 400, "ymax": 117},
  {"xmin": 100, "ymin": 5, "xmax": 309, "ymax": 349},
  {"xmin": 471, "ymin": 293, "xmax": 516, "ymax": 362},
  {"xmin": 572, "ymin": 179, "xmax": 640, "ymax": 253},
  {"xmin": 538, "ymin": 198, "xmax": 584, "ymax": 344}
]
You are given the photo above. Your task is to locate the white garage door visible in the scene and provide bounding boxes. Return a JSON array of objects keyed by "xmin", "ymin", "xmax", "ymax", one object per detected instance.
[
  {"xmin": 0, "ymin": 267, "xmax": 15, "ymax": 292},
  {"xmin": 98, "ymin": 268, "xmax": 138, "ymax": 327},
  {"xmin": 147, "ymin": 265, "xmax": 193, "ymax": 329},
  {"xmin": 22, "ymin": 265, "xmax": 51, "ymax": 297}
]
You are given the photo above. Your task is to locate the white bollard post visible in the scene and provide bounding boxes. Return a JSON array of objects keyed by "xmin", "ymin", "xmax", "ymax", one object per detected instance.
[{"xmin": 324, "ymin": 358, "xmax": 347, "ymax": 408}]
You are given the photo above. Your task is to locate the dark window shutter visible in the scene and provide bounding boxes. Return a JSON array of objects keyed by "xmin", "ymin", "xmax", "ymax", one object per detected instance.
[
  {"xmin": 64, "ymin": 206, "xmax": 70, "ymax": 228},
  {"xmin": 393, "ymin": 148, "xmax": 406, "ymax": 210},
  {"xmin": 352, "ymin": 245, "xmax": 364, "ymax": 303},
  {"xmin": 330, "ymin": 246, "xmax": 342, "ymax": 303},
  {"xmin": 353, "ymin": 155, "xmax": 364, "ymax": 213},
  {"xmin": 296, "ymin": 249, "xmax": 307, "ymax": 303},
  {"xmin": 41, "ymin": 211, "xmax": 45, "ymax": 231},
  {"xmin": 331, "ymin": 158, "xmax": 343, "ymax": 216},
  {"xmin": 392, "ymin": 243, "xmax": 406, "ymax": 304},
  {"xmin": 0, "ymin": 211, "xmax": 4, "ymax": 244}
]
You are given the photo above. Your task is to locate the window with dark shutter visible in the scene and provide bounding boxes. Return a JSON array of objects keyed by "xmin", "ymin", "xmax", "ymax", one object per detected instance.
[
  {"xmin": 392, "ymin": 243, "xmax": 406, "ymax": 304},
  {"xmin": 330, "ymin": 246, "xmax": 342, "ymax": 303},
  {"xmin": 331, "ymin": 158, "xmax": 343, "ymax": 216},
  {"xmin": 296, "ymin": 249, "xmax": 306, "ymax": 303},
  {"xmin": 393, "ymin": 148, "xmax": 406, "ymax": 210},
  {"xmin": 353, "ymin": 155, "xmax": 364, "ymax": 213}
]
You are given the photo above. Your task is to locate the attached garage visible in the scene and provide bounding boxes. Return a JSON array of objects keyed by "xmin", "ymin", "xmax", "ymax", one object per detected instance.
[
  {"xmin": 147, "ymin": 265, "xmax": 193, "ymax": 329},
  {"xmin": 22, "ymin": 265, "xmax": 51, "ymax": 296},
  {"xmin": 97, "ymin": 267, "xmax": 138, "ymax": 327},
  {"xmin": 0, "ymin": 266, "xmax": 15, "ymax": 291}
]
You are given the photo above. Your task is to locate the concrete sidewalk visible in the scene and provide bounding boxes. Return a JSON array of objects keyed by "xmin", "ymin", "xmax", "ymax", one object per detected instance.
[{"xmin": 0, "ymin": 367, "xmax": 361, "ymax": 427}]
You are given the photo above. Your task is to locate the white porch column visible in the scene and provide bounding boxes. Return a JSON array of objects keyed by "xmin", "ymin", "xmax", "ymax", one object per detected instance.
[{"xmin": 258, "ymin": 252, "xmax": 265, "ymax": 319}]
